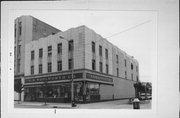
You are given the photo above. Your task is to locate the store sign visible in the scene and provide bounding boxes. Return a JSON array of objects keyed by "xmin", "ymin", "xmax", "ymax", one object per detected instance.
[
  {"xmin": 86, "ymin": 73, "xmax": 113, "ymax": 82},
  {"xmin": 25, "ymin": 73, "xmax": 83, "ymax": 83}
]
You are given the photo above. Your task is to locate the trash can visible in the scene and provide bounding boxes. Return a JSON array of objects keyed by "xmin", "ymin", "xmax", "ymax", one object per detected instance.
[{"xmin": 133, "ymin": 98, "xmax": 140, "ymax": 109}]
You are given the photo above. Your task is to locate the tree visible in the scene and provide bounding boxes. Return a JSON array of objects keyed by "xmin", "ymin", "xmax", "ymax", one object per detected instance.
[{"xmin": 14, "ymin": 79, "xmax": 24, "ymax": 104}]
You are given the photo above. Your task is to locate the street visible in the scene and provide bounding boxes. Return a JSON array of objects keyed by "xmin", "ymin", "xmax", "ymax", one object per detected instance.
[{"xmin": 14, "ymin": 99, "xmax": 151, "ymax": 109}]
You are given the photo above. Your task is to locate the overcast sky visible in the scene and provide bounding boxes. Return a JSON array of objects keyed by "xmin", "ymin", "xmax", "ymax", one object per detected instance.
[{"xmin": 12, "ymin": 10, "xmax": 157, "ymax": 82}]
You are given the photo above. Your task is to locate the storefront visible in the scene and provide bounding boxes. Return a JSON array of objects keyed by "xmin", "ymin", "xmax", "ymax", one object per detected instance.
[{"xmin": 24, "ymin": 69, "xmax": 113, "ymax": 103}]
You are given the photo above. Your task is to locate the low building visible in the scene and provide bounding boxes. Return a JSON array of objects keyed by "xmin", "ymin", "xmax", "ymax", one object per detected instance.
[{"xmin": 23, "ymin": 25, "xmax": 139, "ymax": 103}]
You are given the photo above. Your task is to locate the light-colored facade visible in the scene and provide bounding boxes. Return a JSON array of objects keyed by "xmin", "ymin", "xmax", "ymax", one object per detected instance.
[
  {"xmin": 14, "ymin": 16, "xmax": 60, "ymax": 101},
  {"xmin": 23, "ymin": 25, "xmax": 139, "ymax": 102}
]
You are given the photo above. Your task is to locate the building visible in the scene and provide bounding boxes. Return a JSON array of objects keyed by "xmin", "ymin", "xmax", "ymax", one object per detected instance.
[
  {"xmin": 14, "ymin": 16, "xmax": 60, "ymax": 101},
  {"xmin": 23, "ymin": 25, "xmax": 139, "ymax": 103},
  {"xmin": 14, "ymin": 16, "xmax": 139, "ymax": 103}
]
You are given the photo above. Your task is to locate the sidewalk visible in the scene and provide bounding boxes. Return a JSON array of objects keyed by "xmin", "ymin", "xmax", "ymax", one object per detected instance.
[{"xmin": 14, "ymin": 99, "xmax": 151, "ymax": 109}]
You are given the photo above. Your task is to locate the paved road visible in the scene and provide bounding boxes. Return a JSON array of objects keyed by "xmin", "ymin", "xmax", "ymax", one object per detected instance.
[{"xmin": 14, "ymin": 99, "xmax": 151, "ymax": 109}]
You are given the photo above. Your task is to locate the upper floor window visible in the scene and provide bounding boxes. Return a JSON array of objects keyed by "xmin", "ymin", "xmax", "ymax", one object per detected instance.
[
  {"xmin": 116, "ymin": 55, "xmax": 119, "ymax": 63},
  {"xmin": 106, "ymin": 64, "xmax": 109, "ymax": 74},
  {"xmin": 68, "ymin": 40, "xmax": 74, "ymax": 52},
  {"xmin": 99, "ymin": 45, "xmax": 102, "ymax": 56},
  {"xmin": 31, "ymin": 65, "xmax": 34, "ymax": 75},
  {"xmin": 92, "ymin": 59, "xmax": 96, "ymax": 71},
  {"xmin": 136, "ymin": 66, "xmax": 138, "ymax": 72},
  {"xmin": 39, "ymin": 64, "xmax": 43, "ymax": 74},
  {"xmin": 57, "ymin": 61, "xmax": 62, "ymax": 71},
  {"xmin": 19, "ymin": 22, "xmax": 22, "ymax": 35},
  {"xmin": 39, "ymin": 48, "xmax": 43, "ymax": 58},
  {"xmin": 31, "ymin": 50, "xmax": 34, "ymax": 60},
  {"xmin": 131, "ymin": 73, "xmax": 133, "ymax": 80},
  {"xmin": 47, "ymin": 62, "xmax": 52, "ymax": 72},
  {"xmin": 57, "ymin": 43, "xmax": 62, "ymax": 54},
  {"xmin": 125, "ymin": 59, "xmax": 126, "ymax": 67},
  {"xmin": 99, "ymin": 62, "xmax": 103, "ymax": 72},
  {"xmin": 131, "ymin": 63, "xmax": 133, "ymax": 70},
  {"xmin": 105, "ymin": 49, "xmax": 108, "ymax": 59},
  {"xmin": 125, "ymin": 71, "xmax": 127, "ymax": 79},
  {"xmin": 18, "ymin": 45, "xmax": 21, "ymax": 57},
  {"xmin": 68, "ymin": 59, "xmax": 73, "ymax": 70},
  {"xmin": 48, "ymin": 46, "xmax": 52, "ymax": 56},
  {"xmin": 117, "ymin": 68, "xmax": 119, "ymax": 77},
  {"xmin": 92, "ymin": 41, "xmax": 95, "ymax": 53},
  {"xmin": 14, "ymin": 24, "xmax": 16, "ymax": 38}
]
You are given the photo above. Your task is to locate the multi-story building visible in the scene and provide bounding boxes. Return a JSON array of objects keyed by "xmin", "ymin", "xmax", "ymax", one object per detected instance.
[
  {"xmin": 23, "ymin": 24, "xmax": 139, "ymax": 103},
  {"xmin": 14, "ymin": 16, "xmax": 60, "ymax": 101}
]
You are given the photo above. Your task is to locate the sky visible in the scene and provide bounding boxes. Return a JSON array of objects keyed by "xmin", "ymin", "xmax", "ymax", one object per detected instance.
[{"xmin": 12, "ymin": 10, "xmax": 157, "ymax": 82}]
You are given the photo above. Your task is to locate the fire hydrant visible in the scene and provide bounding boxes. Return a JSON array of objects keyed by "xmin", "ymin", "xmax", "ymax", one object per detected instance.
[{"xmin": 133, "ymin": 98, "xmax": 140, "ymax": 109}]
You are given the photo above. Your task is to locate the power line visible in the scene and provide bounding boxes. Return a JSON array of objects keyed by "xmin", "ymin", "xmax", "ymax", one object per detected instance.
[{"xmin": 105, "ymin": 19, "xmax": 152, "ymax": 39}]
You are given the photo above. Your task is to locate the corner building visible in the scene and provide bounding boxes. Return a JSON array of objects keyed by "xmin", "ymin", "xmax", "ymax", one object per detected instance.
[{"xmin": 24, "ymin": 25, "xmax": 139, "ymax": 102}]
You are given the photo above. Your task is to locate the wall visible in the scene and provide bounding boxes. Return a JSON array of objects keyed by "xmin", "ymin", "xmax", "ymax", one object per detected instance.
[
  {"xmin": 113, "ymin": 77, "xmax": 135, "ymax": 99},
  {"xmin": 99, "ymin": 84, "xmax": 113, "ymax": 100}
]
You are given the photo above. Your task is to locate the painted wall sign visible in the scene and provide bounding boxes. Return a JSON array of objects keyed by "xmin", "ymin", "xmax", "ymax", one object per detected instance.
[{"xmin": 86, "ymin": 73, "xmax": 113, "ymax": 82}]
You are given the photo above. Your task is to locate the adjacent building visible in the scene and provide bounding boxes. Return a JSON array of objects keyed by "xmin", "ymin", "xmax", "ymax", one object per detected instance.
[{"xmin": 14, "ymin": 16, "xmax": 139, "ymax": 103}]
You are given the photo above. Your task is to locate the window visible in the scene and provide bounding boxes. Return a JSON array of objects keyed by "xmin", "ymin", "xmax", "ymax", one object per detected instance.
[
  {"xmin": 106, "ymin": 64, "xmax": 109, "ymax": 74},
  {"xmin": 48, "ymin": 62, "xmax": 52, "ymax": 72},
  {"xmin": 31, "ymin": 65, "xmax": 34, "ymax": 75},
  {"xmin": 117, "ymin": 68, "xmax": 119, "ymax": 77},
  {"xmin": 57, "ymin": 61, "xmax": 62, "ymax": 71},
  {"xmin": 136, "ymin": 66, "xmax": 138, "ymax": 72},
  {"xmin": 39, "ymin": 64, "xmax": 42, "ymax": 74},
  {"xmin": 124, "ymin": 59, "xmax": 126, "ymax": 67},
  {"xmin": 14, "ymin": 24, "xmax": 16, "ymax": 38},
  {"xmin": 99, "ymin": 45, "xmax": 102, "ymax": 56},
  {"xmin": 125, "ymin": 71, "xmax": 127, "ymax": 79},
  {"xmin": 17, "ymin": 59, "xmax": 20, "ymax": 73},
  {"xmin": 116, "ymin": 55, "xmax": 118, "ymax": 63},
  {"xmin": 92, "ymin": 59, "xmax": 96, "ymax": 70},
  {"xmin": 131, "ymin": 74, "xmax": 133, "ymax": 80},
  {"xmin": 92, "ymin": 41, "xmax": 95, "ymax": 53},
  {"xmin": 99, "ymin": 62, "xmax": 103, "ymax": 72},
  {"xmin": 18, "ymin": 45, "xmax": 21, "ymax": 57},
  {"xmin": 105, "ymin": 49, "xmax": 108, "ymax": 59},
  {"xmin": 68, "ymin": 40, "xmax": 73, "ymax": 52},
  {"xmin": 131, "ymin": 63, "xmax": 133, "ymax": 70},
  {"xmin": 48, "ymin": 46, "xmax": 52, "ymax": 56},
  {"xmin": 31, "ymin": 50, "xmax": 34, "ymax": 60},
  {"xmin": 136, "ymin": 76, "xmax": 139, "ymax": 81},
  {"xmin": 39, "ymin": 48, "xmax": 43, "ymax": 58},
  {"xmin": 19, "ymin": 22, "xmax": 22, "ymax": 35},
  {"xmin": 57, "ymin": 43, "xmax": 62, "ymax": 54},
  {"xmin": 68, "ymin": 59, "xmax": 73, "ymax": 70}
]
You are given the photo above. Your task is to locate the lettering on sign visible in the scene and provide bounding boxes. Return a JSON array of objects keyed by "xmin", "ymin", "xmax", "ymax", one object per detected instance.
[
  {"xmin": 86, "ymin": 73, "xmax": 113, "ymax": 82},
  {"xmin": 25, "ymin": 73, "xmax": 83, "ymax": 83}
]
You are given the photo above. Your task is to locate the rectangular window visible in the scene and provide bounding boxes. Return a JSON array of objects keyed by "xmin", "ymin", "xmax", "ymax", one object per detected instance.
[
  {"xmin": 99, "ymin": 62, "xmax": 103, "ymax": 72},
  {"xmin": 105, "ymin": 49, "xmax": 108, "ymax": 59},
  {"xmin": 14, "ymin": 24, "xmax": 16, "ymax": 38},
  {"xmin": 48, "ymin": 46, "xmax": 52, "ymax": 56},
  {"xmin": 31, "ymin": 65, "xmax": 34, "ymax": 75},
  {"xmin": 18, "ymin": 45, "xmax": 21, "ymax": 57},
  {"xmin": 117, "ymin": 68, "xmax": 119, "ymax": 77},
  {"xmin": 39, "ymin": 48, "xmax": 43, "ymax": 58},
  {"xmin": 125, "ymin": 59, "xmax": 126, "ymax": 67},
  {"xmin": 47, "ymin": 62, "xmax": 52, "ymax": 72},
  {"xmin": 31, "ymin": 50, "xmax": 34, "ymax": 60},
  {"xmin": 57, "ymin": 43, "xmax": 62, "ymax": 54},
  {"xmin": 116, "ymin": 55, "xmax": 119, "ymax": 63},
  {"xmin": 19, "ymin": 22, "xmax": 22, "ymax": 35},
  {"xmin": 17, "ymin": 59, "xmax": 20, "ymax": 73},
  {"xmin": 99, "ymin": 45, "xmax": 102, "ymax": 56},
  {"xmin": 57, "ymin": 61, "xmax": 62, "ymax": 71},
  {"xmin": 106, "ymin": 64, "xmax": 109, "ymax": 74},
  {"xmin": 92, "ymin": 59, "xmax": 96, "ymax": 70},
  {"xmin": 39, "ymin": 64, "xmax": 42, "ymax": 74},
  {"xmin": 136, "ymin": 76, "xmax": 139, "ymax": 81},
  {"xmin": 68, "ymin": 59, "xmax": 73, "ymax": 70},
  {"xmin": 131, "ymin": 73, "xmax": 133, "ymax": 80},
  {"xmin": 136, "ymin": 66, "xmax": 138, "ymax": 72},
  {"xmin": 125, "ymin": 71, "xmax": 127, "ymax": 79},
  {"xmin": 131, "ymin": 63, "xmax": 133, "ymax": 70},
  {"xmin": 92, "ymin": 41, "xmax": 95, "ymax": 53},
  {"xmin": 68, "ymin": 40, "xmax": 74, "ymax": 52}
]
